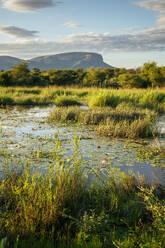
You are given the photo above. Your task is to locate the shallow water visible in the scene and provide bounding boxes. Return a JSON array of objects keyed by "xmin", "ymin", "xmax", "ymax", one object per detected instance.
[
  {"xmin": 0, "ymin": 106, "xmax": 165, "ymax": 185},
  {"xmin": 158, "ymin": 115, "xmax": 165, "ymax": 145}
]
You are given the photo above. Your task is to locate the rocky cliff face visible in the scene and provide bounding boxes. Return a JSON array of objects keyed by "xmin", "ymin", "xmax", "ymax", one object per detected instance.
[{"xmin": 0, "ymin": 52, "xmax": 113, "ymax": 70}]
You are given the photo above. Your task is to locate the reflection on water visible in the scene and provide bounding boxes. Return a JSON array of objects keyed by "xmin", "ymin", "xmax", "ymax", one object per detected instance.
[
  {"xmin": 0, "ymin": 106, "xmax": 165, "ymax": 185},
  {"xmin": 158, "ymin": 115, "xmax": 165, "ymax": 134}
]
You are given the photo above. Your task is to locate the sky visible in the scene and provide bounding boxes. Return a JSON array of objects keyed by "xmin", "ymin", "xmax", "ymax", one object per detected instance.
[{"xmin": 0, "ymin": 0, "xmax": 165, "ymax": 68}]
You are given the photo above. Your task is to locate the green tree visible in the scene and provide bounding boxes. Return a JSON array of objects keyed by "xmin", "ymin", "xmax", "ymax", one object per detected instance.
[
  {"xmin": 30, "ymin": 68, "xmax": 46, "ymax": 85},
  {"xmin": 141, "ymin": 62, "xmax": 163, "ymax": 87},
  {"xmin": 12, "ymin": 62, "xmax": 30, "ymax": 85},
  {"xmin": 48, "ymin": 69, "xmax": 79, "ymax": 86},
  {"xmin": 160, "ymin": 66, "xmax": 165, "ymax": 87},
  {"xmin": 0, "ymin": 71, "xmax": 13, "ymax": 86},
  {"xmin": 83, "ymin": 68, "xmax": 106, "ymax": 87},
  {"xmin": 118, "ymin": 73, "xmax": 144, "ymax": 88}
]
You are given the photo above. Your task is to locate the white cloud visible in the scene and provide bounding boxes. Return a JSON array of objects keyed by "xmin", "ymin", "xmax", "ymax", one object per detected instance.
[
  {"xmin": 0, "ymin": 26, "xmax": 39, "ymax": 39},
  {"xmin": 64, "ymin": 22, "xmax": 83, "ymax": 28},
  {"xmin": 136, "ymin": 0, "xmax": 165, "ymax": 12},
  {"xmin": 116, "ymin": 26, "xmax": 141, "ymax": 34},
  {"xmin": 136, "ymin": 0, "xmax": 165, "ymax": 27},
  {"xmin": 157, "ymin": 15, "xmax": 165, "ymax": 26},
  {"xmin": 0, "ymin": 27, "xmax": 165, "ymax": 58},
  {"xmin": 2, "ymin": 0, "xmax": 62, "ymax": 12}
]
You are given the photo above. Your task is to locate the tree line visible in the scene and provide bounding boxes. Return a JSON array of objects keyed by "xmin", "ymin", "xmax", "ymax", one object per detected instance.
[{"xmin": 0, "ymin": 61, "xmax": 165, "ymax": 88}]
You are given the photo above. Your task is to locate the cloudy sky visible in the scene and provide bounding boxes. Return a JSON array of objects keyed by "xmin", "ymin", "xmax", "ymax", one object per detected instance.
[{"xmin": 0, "ymin": 0, "xmax": 165, "ymax": 68}]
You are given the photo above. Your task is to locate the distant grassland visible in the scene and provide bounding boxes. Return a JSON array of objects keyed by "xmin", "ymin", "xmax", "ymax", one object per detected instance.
[
  {"xmin": 0, "ymin": 86, "xmax": 165, "ymax": 112},
  {"xmin": 0, "ymin": 86, "xmax": 89, "ymax": 106}
]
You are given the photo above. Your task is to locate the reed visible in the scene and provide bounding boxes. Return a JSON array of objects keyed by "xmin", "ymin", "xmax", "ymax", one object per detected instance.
[
  {"xmin": 0, "ymin": 86, "xmax": 165, "ymax": 112},
  {"xmin": 0, "ymin": 135, "xmax": 164, "ymax": 247},
  {"xmin": 89, "ymin": 89, "xmax": 165, "ymax": 112},
  {"xmin": 55, "ymin": 95, "xmax": 81, "ymax": 106},
  {"xmin": 48, "ymin": 106, "xmax": 156, "ymax": 138}
]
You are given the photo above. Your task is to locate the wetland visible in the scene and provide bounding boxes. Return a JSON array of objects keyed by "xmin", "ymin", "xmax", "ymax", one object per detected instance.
[
  {"xmin": 0, "ymin": 105, "xmax": 165, "ymax": 184},
  {"xmin": 0, "ymin": 86, "xmax": 165, "ymax": 248}
]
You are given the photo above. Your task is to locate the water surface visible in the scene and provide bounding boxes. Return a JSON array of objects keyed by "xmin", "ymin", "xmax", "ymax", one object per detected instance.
[{"xmin": 0, "ymin": 106, "xmax": 165, "ymax": 185}]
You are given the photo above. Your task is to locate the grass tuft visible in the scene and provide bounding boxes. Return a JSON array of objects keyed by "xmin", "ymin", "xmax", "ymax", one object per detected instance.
[
  {"xmin": 55, "ymin": 95, "xmax": 81, "ymax": 106},
  {"xmin": 0, "ymin": 136, "xmax": 164, "ymax": 247},
  {"xmin": 48, "ymin": 106, "xmax": 156, "ymax": 138}
]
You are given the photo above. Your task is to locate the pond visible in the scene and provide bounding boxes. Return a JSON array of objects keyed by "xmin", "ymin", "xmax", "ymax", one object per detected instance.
[{"xmin": 0, "ymin": 105, "xmax": 165, "ymax": 185}]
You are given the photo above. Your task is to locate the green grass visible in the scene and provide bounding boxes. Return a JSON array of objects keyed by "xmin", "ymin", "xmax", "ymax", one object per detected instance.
[
  {"xmin": 0, "ymin": 96, "xmax": 14, "ymax": 106},
  {"xmin": 88, "ymin": 89, "xmax": 165, "ymax": 113},
  {"xmin": 0, "ymin": 86, "xmax": 165, "ymax": 247},
  {"xmin": 89, "ymin": 92, "xmax": 120, "ymax": 108},
  {"xmin": 48, "ymin": 106, "xmax": 156, "ymax": 138},
  {"xmin": 0, "ymin": 135, "xmax": 165, "ymax": 247},
  {"xmin": 55, "ymin": 95, "xmax": 81, "ymax": 106},
  {"xmin": 0, "ymin": 86, "xmax": 90, "ymax": 106},
  {"xmin": 0, "ymin": 86, "xmax": 165, "ymax": 112}
]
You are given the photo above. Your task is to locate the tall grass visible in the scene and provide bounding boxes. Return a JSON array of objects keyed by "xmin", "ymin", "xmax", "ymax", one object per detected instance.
[
  {"xmin": 0, "ymin": 86, "xmax": 89, "ymax": 106},
  {"xmin": 0, "ymin": 86, "xmax": 165, "ymax": 112},
  {"xmin": 0, "ymin": 135, "xmax": 165, "ymax": 247},
  {"xmin": 55, "ymin": 95, "xmax": 81, "ymax": 106},
  {"xmin": 48, "ymin": 106, "xmax": 156, "ymax": 138},
  {"xmin": 89, "ymin": 89, "xmax": 165, "ymax": 112}
]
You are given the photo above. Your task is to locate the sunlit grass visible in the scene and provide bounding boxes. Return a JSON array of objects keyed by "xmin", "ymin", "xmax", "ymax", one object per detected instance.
[
  {"xmin": 48, "ymin": 106, "xmax": 156, "ymax": 138},
  {"xmin": 0, "ymin": 86, "xmax": 165, "ymax": 112},
  {"xmin": 0, "ymin": 86, "xmax": 90, "ymax": 106},
  {"xmin": 55, "ymin": 95, "xmax": 81, "ymax": 106},
  {"xmin": 0, "ymin": 135, "xmax": 165, "ymax": 247},
  {"xmin": 89, "ymin": 89, "xmax": 165, "ymax": 112}
]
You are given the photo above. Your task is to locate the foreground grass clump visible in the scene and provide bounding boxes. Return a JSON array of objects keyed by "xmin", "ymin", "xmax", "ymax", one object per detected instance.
[
  {"xmin": 0, "ymin": 136, "xmax": 87, "ymax": 242},
  {"xmin": 97, "ymin": 118, "xmax": 152, "ymax": 138},
  {"xmin": 48, "ymin": 106, "xmax": 156, "ymax": 138},
  {"xmin": 0, "ymin": 136, "xmax": 165, "ymax": 247}
]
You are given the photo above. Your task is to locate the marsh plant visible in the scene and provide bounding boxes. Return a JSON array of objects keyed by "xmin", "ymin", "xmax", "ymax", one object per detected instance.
[
  {"xmin": 0, "ymin": 135, "xmax": 165, "ymax": 247},
  {"xmin": 88, "ymin": 90, "xmax": 165, "ymax": 113},
  {"xmin": 54, "ymin": 95, "xmax": 81, "ymax": 106},
  {"xmin": 136, "ymin": 137, "xmax": 165, "ymax": 164},
  {"xmin": 0, "ymin": 86, "xmax": 165, "ymax": 113},
  {"xmin": 48, "ymin": 106, "xmax": 157, "ymax": 138}
]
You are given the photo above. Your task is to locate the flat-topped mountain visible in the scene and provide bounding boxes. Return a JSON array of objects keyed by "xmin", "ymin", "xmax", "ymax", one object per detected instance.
[{"xmin": 0, "ymin": 52, "xmax": 113, "ymax": 70}]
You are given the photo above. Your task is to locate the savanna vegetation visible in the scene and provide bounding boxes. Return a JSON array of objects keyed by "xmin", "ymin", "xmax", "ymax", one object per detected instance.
[{"xmin": 0, "ymin": 61, "xmax": 165, "ymax": 88}]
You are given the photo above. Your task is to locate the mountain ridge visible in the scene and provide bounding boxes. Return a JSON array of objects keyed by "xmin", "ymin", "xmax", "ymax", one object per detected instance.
[{"xmin": 0, "ymin": 52, "xmax": 113, "ymax": 70}]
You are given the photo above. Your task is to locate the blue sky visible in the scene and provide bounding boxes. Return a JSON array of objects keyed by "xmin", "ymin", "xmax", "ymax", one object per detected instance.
[{"xmin": 0, "ymin": 0, "xmax": 165, "ymax": 68}]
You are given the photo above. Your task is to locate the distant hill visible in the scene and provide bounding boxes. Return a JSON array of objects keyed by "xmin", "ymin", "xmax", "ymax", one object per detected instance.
[
  {"xmin": 0, "ymin": 56, "xmax": 23, "ymax": 71},
  {"xmin": 0, "ymin": 52, "xmax": 113, "ymax": 71}
]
